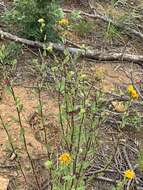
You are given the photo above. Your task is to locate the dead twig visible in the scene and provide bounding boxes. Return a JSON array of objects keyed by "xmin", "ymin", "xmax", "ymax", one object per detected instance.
[{"xmin": 94, "ymin": 176, "xmax": 117, "ymax": 184}]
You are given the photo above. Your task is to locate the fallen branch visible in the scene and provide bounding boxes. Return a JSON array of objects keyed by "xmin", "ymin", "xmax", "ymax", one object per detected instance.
[
  {"xmin": 63, "ymin": 8, "xmax": 143, "ymax": 41},
  {"xmin": 94, "ymin": 176, "xmax": 116, "ymax": 184},
  {"xmin": 0, "ymin": 28, "xmax": 143, "ymax": 63}
]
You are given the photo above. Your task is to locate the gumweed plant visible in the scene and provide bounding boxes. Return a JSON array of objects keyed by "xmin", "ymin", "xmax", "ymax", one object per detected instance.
[{"xmin": 41, "ymin": 50, "xmax": 103, "ymax": 190}]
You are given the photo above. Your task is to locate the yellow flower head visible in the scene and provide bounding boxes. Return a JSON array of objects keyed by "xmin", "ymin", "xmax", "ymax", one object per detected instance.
[
  {"xmin": 131, "ymin": 90, "xmax": 139, "ymax": 99},
  {"xmin": 38, "ymin": 18, "xmax": 46, "ymax": 32},
  {"xmin": 58, "ymin": 18, "xmax": 69, "ymax": 26},
  {"xmin": 124, "ymin": 169, "xmax": 135, "ymax": 179},
  {"xmin": 127, "ymin": 85, "xmax": 134, "ymax": 93},
  {"xmin": 38, "ymin": 18, "xmax": 45, "ymax": 23},
  {"xmin": 127, "ymin": 85, "xmax": 139, "ymax": 99},
  {"xmin": 59, "ymin": 153, "xmax": 71, "ymax": 165}
]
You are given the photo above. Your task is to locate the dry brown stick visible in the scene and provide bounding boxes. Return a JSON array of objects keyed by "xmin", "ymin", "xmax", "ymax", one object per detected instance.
[
  {"xmin": 94, "ymin": 176, "xmax": 116, "ymax": 184},
  {"xmin": 114, "ymin": 146, "xmax": 125, "ymax": 175},
  {"xmin": 122, "ymin": 146, "xmax": 133, "ymax": 170},
  {"xmin": 63, "ymin": 8, "xmax": 143, "ymax": 40},
  {"xmin": 1, "ymin": 28, "xmax": 143, "ymax": 63}
]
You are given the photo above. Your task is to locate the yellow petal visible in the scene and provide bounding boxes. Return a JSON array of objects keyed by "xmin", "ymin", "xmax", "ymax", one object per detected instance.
[
  {"xmin": 127, "ymin": 85, "xmax": 134, "ymax": 93},
  {"xmin": 124, "ymin": 169, "xmax": 135, "ymax": 179},
  {"xmin": 38, "ymin": 18, "xmax": 45, "ymax": 23}
]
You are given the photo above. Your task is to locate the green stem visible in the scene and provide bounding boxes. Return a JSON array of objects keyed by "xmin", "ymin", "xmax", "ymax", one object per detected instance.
[
  {"xmin": 74, "ymin": 137, "xmax": 91, "ymax": 190},
  {"xmin": 37, "ymin": 86, "xmax": 49, "ymax": 154},
  {"xmin": 69, "ymin": 99, "xmax": 75, "ymax": 152},
  {"xmin": 10, "ymin": 86, "xmax": 41, "ymax": 190},
  {"xmin": 0, "ymin": 115, "xmax": 27, "ymax": 185},
  {"xmin": 58, "ymin": 90, "xmax": 70, "ymax": 152}
]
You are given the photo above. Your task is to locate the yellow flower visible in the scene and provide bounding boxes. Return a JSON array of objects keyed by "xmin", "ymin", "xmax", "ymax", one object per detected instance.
[
  {"xmin": 38, "ymin": 18, "xmax": 45, "ymax": 23},
  {"xmin": 58, "ymin": 18, "xmax": 69, "ymax": 26},
  {"xmin": 38, "ymin": 18, "xmax": 46, "ymax": 32},
  {"xmin": 124, "ymin": 169, "xmax": 135, "ymax": 179},
  {"xmin": 131, "ymin": 90, "xmax": 139, "ymax": 99},
  {"xmin": 59, "ymin": 153, "xmax": 71, "ymax": 165},
  {"xmin": 127, "ymin": 85, "xmax": 139, "ymax": 99},
  {"xmin": 127, "ymin": 85, "xmax": 134, "ymax": 93},
  {"xmin": 41, "ymin": 22, "xmax": 45, "ymax": 28}
]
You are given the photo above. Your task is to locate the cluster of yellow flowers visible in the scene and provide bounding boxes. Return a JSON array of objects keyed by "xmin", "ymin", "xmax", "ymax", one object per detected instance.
[
  {"xmin": 127, "ymin": 85, "xmax": 139, "ymax": 99},
  {"xmin": 59, "ymin": 152, "xmax": 71, "ymax": 165},
  {"xmin": 124, "ymin": 169, "xmax": 135, "ymax": 179},
  {"xmin": 37, "ymin": 17, "xmax": 69, "ymax": 34},
  {"xmin": 58, "ymin": 18, "xmax": 69, "ymax": 26}
]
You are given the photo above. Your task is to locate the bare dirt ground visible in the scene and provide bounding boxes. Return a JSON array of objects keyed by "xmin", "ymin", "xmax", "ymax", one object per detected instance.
[{"xmin": 0, "ymin": 85, "xmax": 60, "ymax": 189}]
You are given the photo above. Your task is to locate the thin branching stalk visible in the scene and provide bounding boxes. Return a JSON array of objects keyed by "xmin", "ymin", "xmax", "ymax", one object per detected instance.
[
  {"xmin": 73, "ymin": 112, "xmax": 85, "ymax": 172},
  {"xmin": 37, "ymin": 86, "xmax": 48, "ymax": 153},
  {"xmin": 0, "ymin": 115, "xmax": 27, "ymax": 185},
  {"xmin": 63, "ymin": 65, "xmax": 72, "ymax": 133},
  {"xmin": 69, "ymin": 111, "xmax": 75, "ymax": 152},
  {"xmin": 69, "ymin": 96, "xmax": 76, "ymax": 152},
  {"xmin": 73, "ymin": 83, "xmax": 86, "ymax": 172},
  {"xmin": 37, "ymin": 84, "xmax": 53, "ymax": 190},
  {"xmin": 70, "ymin": 111, "xmax": 85, "ymax": 189},
  {"xmin": 58, "ymin": 85, "xmax": 70, "ymax": 152},
  {"xmin": 52, "ymin": 64, "xmax": 67, "ymax": 145},
  {"xmin": 70, "ymin": 95, "xmax": 86, "ymax": 189},
  {"xmin": 74, "ymin": 137, "xmax": 92, "ymax": 190},
  {"xmin": 9, "ymin": 85, "xmax": 41, "ymax": 190}
]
